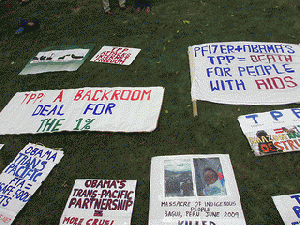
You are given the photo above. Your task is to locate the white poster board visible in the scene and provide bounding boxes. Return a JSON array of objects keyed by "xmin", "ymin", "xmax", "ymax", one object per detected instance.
[
  {"xmin": 0, "ymin": 143, "xmax": 64, "ymax": 225},
  {"xmin": 188, "ymin": 41, "xmax": 300, "ymax": 105},
  {"xmin": 272, "ymin": 193, "xmax": 300, "ymax": 224},
  {"xmin": 90, "ymin": 46, "xmax": 141, "ymax": 65},
  {"xmin": 60, "ymin": 179, "xmax": 137, "ymax": 225},
  {"xmin": 19, "ymin": 45, "xmax": 94, "ymax": 75},
  {"xmin": 238, "ymin": 107, "xmax": 300, "ymax": 156},
  {"xmin": 149, "ymin": 154, "xmax": 246, "ymax": 225},
  {"xmin": 0, "ymin": 87, "xmax": 164, "ymax": 135}
]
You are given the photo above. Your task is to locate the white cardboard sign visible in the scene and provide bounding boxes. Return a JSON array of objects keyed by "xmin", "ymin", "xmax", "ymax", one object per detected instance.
[
  {"xmin": 188, "ymin": 41, "xmax": 300, "ymax": 105},
  {"xmin": 19, "ymin": 45, "xmax": 94, "ymax": 75},
  {"xmin": 90, "ymin": 46, "xmax": 141, "ymax": 65},
  {"xmin": 60, "ymin": 179, "xmax": 137, "ymax": 225},
  {"xmin": 238, "ymin": 108, "xmax": 300, "ymax": 156},
  {"xmin": 149, "ymin": 154, "xmax": 246, "ymax": 225},
  {"xmin": 272, "ymin": 193, "xmax": 300, "ymax": 224},
  {"xmin": 0, "ymin": 87, "xmax": 164, "ymax": 135},
  {"xmin": 0, "ymin": 143, "xmax": 64, "ymax": 225}
]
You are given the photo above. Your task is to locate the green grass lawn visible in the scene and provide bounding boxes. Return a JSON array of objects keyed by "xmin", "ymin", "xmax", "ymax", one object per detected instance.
[{"xmin": 1, "ymin": 0, "xmax": 300, "ymax": 224}]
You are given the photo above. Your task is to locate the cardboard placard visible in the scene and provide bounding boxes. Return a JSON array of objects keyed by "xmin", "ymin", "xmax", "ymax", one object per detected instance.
[
  {"xmin": 19, "ymin": 45, "xmax": 94, "ymax": 75},
  {"xmin": 188, "ymin": 41, "xmax": 300, "ymax": 105},
  {"xmin": 238, "ymin": 108, "xmax": 300, "ymax": 156},
  {"xmin": 0, "ymin": 87, "xmax": 164, "ymax": 135},
  {"xmin": 149, "ymin": 154, "xmax": 246, "ymax": 225},
  {"xmin": 0, "ymin": 143, "xmax": 64, "ymax": 225},
  {"xmin": 90, "ymin": 46, "xmax": 141, "ymax": 65},
  {"xmin": 60, "ymin": 179, "xmax": 137, "ymax": 225}
]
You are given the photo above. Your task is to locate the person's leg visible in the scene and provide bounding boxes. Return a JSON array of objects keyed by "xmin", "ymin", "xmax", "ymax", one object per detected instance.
[
  {"xmin": 102, "ymin": 0, "xmax": 110, "ymax": 12},
  {"xmin": 144, "ymin": 0, "xmax": 151, "ymax": 13},
  {"xmin": 119, "ymin": 0, "xmax": 126, "ymax": 8},
  {"xmin": 133, "ymin": 0, "xmax": 142, "ymax": 14}
]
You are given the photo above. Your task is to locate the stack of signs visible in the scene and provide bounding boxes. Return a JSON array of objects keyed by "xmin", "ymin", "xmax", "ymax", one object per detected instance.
[
  {"xmin": 90, "ymin": 46, "xmax": 141, "ymax": 65},
  {"xmin": 238, "ymin": 108, "xmax": 300, "ymax": 156},
  {"xmin": 149, "ymin": 154, "xmax": 246, "ymax": 225},
  {"xmin": 272, "ymin": 193, "xmax": 300, "ymax": 224},
  {"xmin": 19, "ymin": 45, "xmax": 94, "ymax": 75},
  {"xmin": 60, "ymin": 179, "xmax": 137, "ymax": 225},
  {"xmin": 188, "ymin": 41, "xmax": 300, "ymax": 105},
  {"xmin": 0, "ymin": 87, "xmax": 164, "ymax": 135},
  {"xmin": 0, "ymin": 143, "xmax": 64, "ymax": 224}
]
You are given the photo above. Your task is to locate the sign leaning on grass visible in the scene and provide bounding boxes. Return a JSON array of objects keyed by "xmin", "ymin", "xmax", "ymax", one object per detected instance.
[
  {"xmin": 149, "ymin": 154, "xmax": 246, "ymax": 225},
  {"xmin": 238, "ymin": 108, "xmax": 300, "ymax": 156},
  {"xmin": 90, "ymin": 46, "xmax": 141, "ymax": 65},
  {"xmin": 60, "ymin": 179, "xmax": 136, "ymax": 225},
  {"xmin": 272, "ymin": 193, "xmax": 300, "ymax": 224},
  {"xmin": 0, "ymin": 87, "xmax": 164, "ymax": 135},
  {"xmin": 19, "ymin": 44, "xmax": 94, "ymax": 75},
  {"xmin": 0, "ymin": 143, "xmax": 64, "ymax": 225},
  {"xmin": 188, "ymin": 41, "xmax": 300, "ymax": 107}
]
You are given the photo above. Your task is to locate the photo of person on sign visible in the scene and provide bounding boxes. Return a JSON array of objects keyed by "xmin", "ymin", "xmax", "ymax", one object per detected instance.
[{"xmin": 193, "ymin": 158, "xmax": 227, "ymax": 196}]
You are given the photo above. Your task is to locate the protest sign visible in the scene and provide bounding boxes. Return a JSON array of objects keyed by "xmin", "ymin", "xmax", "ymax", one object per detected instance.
[
  {"xmin": 0, "ymin": 143, "xmax": 64, "ymax": 225},
  {"xmin": 149, "ymin": 154, "xmax": 246, "ymax": 225},
  {"xmin": 188, "ymin": 42, "xmax": 300, "ymax": 107},
  {"xmin": 272, "ymin": 193, "xmax": 300, "ymax": 224},
  {"xmin": 0, "ymin": 87, "xmax": 164, "ymax": 135},
  {"xmin": 19, "ymin": 45, "xmax": 94, "ymax": 75},
  {"xmin": 60, "ymin": 179, "xmax": 137, "ymax": 225},
  {"xmin": 90, "ymin": 46, "xmax": 141, "ymax": 65},
  {"xmin": 238, "ymin": 108, "xmax": 300, "ymax": 156}
]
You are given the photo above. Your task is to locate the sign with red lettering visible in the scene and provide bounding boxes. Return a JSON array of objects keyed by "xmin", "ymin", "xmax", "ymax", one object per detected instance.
[
  {"xmin": 272, "ymin": 193, "xmax": 300, "ymax": 224},
  {"xmin": 188, "ymin": 41, "xmax": 300, "ymax": 105},
  {"xmin": 90, "ymin": 46, "xmax": 141, "ymax": 65},
  {"xmin": 238, "ymin": 108, "xmax": 300, "ymax": 156},
  {"xmin": 0, "ymin": 143, "xmax": 64, "ymax": 224},
  {"xmin": 19, "ymin": 45, "xmax": 94, "ymax": 75},
  {"xmin": 149, "ymin": 154, "xmax": 246, "ymax": 225},
  {"xmin": 59, "ymin": 179, "xmax": 137, "ymax": 225},
  {"xmin": 0, "ymin": 87, "xmax": 164, "ymax": 135}
]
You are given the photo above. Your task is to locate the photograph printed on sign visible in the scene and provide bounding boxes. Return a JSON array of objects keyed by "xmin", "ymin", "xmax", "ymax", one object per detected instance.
[
  {"xmin": 164, "ymin": 159, "xmax": 194, "ymax": 197},
  {"xmin": 164, "ymin": 157, "xmax": 227, "ymax": 198},
  {"xmin": 193, "ymin": 158, "xmax": 227, "ymax": 197}
]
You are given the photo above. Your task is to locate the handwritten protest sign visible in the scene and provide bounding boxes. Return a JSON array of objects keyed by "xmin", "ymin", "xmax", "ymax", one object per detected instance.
[
  {"xmin": 188, "ymin": 42, "xmax": 300, "ymax": 105},
  {"xmin": 149, "ymin": 154, "xmax": 246, "ymax": 225},
  {"xmin": 238, "ymin": 108, "xmax": 300, "ymax": 156},
  {"xmin": 0, "ymin": 143, "xmax": 64, "ymax": 224},
  {"xmin": 19, "ymin": 45, "xmax": 94, "ymax": 75},
  {"xmin": 0, "ymin": 87, "xmax": 164, "ymax": 135},
  {"xmin": 90, "ymin": 46, "xmax": 141, "ymax": 65},
  {"xmin": 272, "ymin": 193, "xmax": 300, "ymax": 224},
  {"xmin": 60, "ymin": 179, "xmax": 137, "ymax": 225}
]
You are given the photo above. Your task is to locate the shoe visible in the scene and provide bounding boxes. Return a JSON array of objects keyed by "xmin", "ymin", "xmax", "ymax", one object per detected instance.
[
  {"xmin": 145, "ymin": 6, "xmax": 151, "ymax": 13},
  {"xmin": 105, "ymin": 10, "xmax": 114, "ymax": 15},
  {"xmin": 15, "ymin": 18, "xmax": 40, "ymax": 35},
  {"xmin": 19, "ymin": 0, "xmax": 31, "ymax": 6},
  {"xmin": 133, "ymin": 6, "xmax": 141, "ymax": 14}
]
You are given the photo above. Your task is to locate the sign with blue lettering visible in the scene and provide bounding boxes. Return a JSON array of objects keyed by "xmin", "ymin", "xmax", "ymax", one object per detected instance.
[
  {"xmin": 238, "ymin": 108, "xmax": 300, "ymax": 156},
  {"xmin": 272, "ymin": 193, "xmax": 300, "ymax": 224},
  {"xmin": 188, "ymin": 42, "xmax": 300, "ymax": 105},
  {"xmin": 19, "ymin": 44, "xmax": 94, "ymax": 75},
  {"xmin": 149, "ymin": 154, "xmax": 246, "ymax": 225},
  {"xmin": 60, "ymin": 179, "xmax": 136, "ymax": 225},
  {"xmin": 0, "ymin": 143, "xmax": 64, "ymax": 225},
  {"xmin": 0, "ymin": 87, "xmax": 164, "ymax": 135}
]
